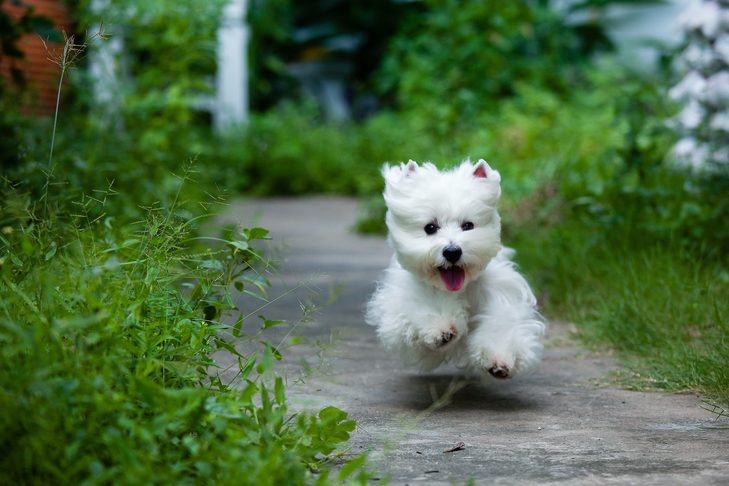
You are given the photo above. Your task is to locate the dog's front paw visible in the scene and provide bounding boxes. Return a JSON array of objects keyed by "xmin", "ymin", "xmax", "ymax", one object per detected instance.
[
  {"xmin": 419, "ymin": 324, "xmax": 460, "ymax": 350},
  {"xmin": 437, "ymin": 326, "xmax": 458, "ymax": 347}
]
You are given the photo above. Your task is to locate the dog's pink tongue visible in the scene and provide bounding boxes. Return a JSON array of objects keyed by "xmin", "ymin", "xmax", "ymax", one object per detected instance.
[{"xmin": 439, "ymin": 266, "xmax": 466, "ymax": 292}]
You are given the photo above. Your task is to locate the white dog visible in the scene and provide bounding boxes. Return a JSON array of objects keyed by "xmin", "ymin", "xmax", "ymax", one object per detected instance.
[{"xmin": 366, "ymin": 159, "xmax": 545, "ymax": 379}]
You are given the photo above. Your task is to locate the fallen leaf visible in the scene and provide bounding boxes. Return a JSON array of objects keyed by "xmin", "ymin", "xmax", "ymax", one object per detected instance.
[{"xmin": 443, "ymin": 441, "xmax": 465, "ymax": 453}]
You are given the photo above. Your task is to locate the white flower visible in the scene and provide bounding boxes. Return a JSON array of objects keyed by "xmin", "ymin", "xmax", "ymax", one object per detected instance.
[
  {"xmin": 710, "ymin": 111, "xmax": 729, "ymax": 131},
  {"xmin": 681, "ymin": 0, "xmax": 722, "ymax": 39},
  {"xmin": 704, "ymin": 71, "xmax": 729, "ymax": 104},
  {"xmin": 674, "ymin": 137, "xmax": 697, "ymax": 159},
  {"xmin": 715, "ymin": 34, "xmax": 729, "ymax": 64},
  {"xmin": 669, "ymin": 71, "xmax": 707, "ymax": 101},
  {"xmin": 681, "ymin": 42, "xmax": 716, "ymax": 69},
  {"xmin": 674, "ymin": 137, "xmax": 710, "ymax": 169},
  {"xmin": 676, "ymin": 99, "xmax": 705, "ymax": 129},
  {"xmin": 712, "ymin": 147, "xmax": 729, "ymax": 165}
]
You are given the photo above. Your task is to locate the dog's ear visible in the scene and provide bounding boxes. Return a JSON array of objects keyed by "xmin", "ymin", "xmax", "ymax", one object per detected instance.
[
  {"xmin": 473, "ymin": 159, "xmax": 488, "ymax": 178},
  {"xmin": 405, "ymin": 159, "xmax": 418, "ymax": 174},
  {"xmin": 473, "ymin": 159, "xmax": 501, "ymax": 182},
  {"xmin": 381, "ymin": 160, "xmax": 419, "ymax": 185}
]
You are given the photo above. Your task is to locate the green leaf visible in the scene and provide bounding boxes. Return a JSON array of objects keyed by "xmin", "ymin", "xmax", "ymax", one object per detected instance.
[
  {"xmin": 245, "ymin": 274, "xmax": 270, "ymax": 298},
  {"xmin": 238, "ymin": 354, "xmax": 256, "ymax": 381},
  {"xmin": 268, "ymin": 343, "xmax": 282, "ymax": 361},
  {"xmin": 232, "ymin": 315, "xmax": 244, "ymax": 338},
  {"xmin": 214, "ymin": 337, "xmax": 244, "ymax": 358},
  {"xmin": 337, "ymin": 453, "xmax": 368, "ymax": 482},
  {"xmin": 239, "ymin": 380, "xmax": 259, "ymax": 405},
  {"xmin": 243, "ymin": 227, "xmax": 270, "ymax": 241},
  {"xmin": 199, "ymin": 259, "xmax": 225, "ymax": 271},
  {"xmin": 261, "ymin": 317, "xmax": 286, "ymax": 329},
  {"xmin": 44, "ymin": 241, "xmax": 57, "ymax": 261},
  {"xmin": 318, "ymin": 406, "xmax": 347, "ymax": 424},
  {"xmin": 243, "ymin": 289, "xmax": 268, "ymax": 301},
  {"xmin": 229, "ymin": 240, "xmax": 249, "ymax": 252},
  {"xmin": 274, "ymin": 376, "xmax": 285, "ymax": 405}
]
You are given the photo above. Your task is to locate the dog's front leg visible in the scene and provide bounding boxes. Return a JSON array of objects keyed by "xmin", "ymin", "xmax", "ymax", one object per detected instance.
[
  {"xmin": 412, "ymin": 311, "xmax": 468, "ymax": 351},
  {"xmin": 373, "ymin": 306, "xmax": 469, "ymax": 369}
]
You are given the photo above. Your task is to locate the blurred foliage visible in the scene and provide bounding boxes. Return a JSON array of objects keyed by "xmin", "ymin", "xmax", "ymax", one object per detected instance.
[
  {"xmin": 377, "ymin": 0, "xmax": 620, "ymax": 131},
  {"xmin": 0, "ymin": 0, "xmax": 59, "ymax": 82},
  {"xmin": 0, "ymin": 0, "xmax": 230, "ymax": 219},
  {"xmin": 66, "ymin": 0, "xmax": 225, "ymax": 165},
  {"xmin": 247, "ymin": 0, "xmax": 412, "ymax": 113},
  {"xmin": 535, "ymin": 64, "xmax": 729, "ymax": 258}
]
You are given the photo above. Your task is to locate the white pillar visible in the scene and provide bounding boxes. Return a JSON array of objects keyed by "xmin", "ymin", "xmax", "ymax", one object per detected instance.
[
  {"xmin": 215, "ymin": 0, "xmax": 249, "ymax": 131},
  {"xmin": 88, "ymin": 0, "xmax": 124, "ymax": 127}
]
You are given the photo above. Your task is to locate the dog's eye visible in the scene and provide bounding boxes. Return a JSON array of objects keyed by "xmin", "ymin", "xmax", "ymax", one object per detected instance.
[
  {"xmin": 461, "ymin": 221, "xmax": 475, "ymax": 231},
  {"xmin": 424, "ymin": 223, "xmax": 439, "ymax": 235}
]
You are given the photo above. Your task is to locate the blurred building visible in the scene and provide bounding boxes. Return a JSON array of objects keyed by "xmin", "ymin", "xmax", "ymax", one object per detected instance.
[{"xmin": 0, "ymin": 0, "xmax": 73, "ymax": 116}]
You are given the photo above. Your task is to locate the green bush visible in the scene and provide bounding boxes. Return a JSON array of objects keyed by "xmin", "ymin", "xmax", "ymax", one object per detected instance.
[
  {"xmin": 0, "ymin": 171, "xmax": 368, "ymax": 484},
  {"xmin": 537, "ymin": 65, "xmax": 729, "ymax": 256},
  {"xmin": 377, "ymin": 0, "xmax": 617, "ymax": 132}
]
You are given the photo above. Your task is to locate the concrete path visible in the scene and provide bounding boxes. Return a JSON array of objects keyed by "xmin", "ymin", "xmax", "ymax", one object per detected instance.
[{"xmin": 225, "ymin": 197, "xmax": 729, "ymax": 485}]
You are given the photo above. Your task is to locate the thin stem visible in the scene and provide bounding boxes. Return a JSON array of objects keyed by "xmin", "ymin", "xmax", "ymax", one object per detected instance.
[
  {"xmin": 43, "ymin": 38, "xmax": 72, "ymax": 220},
  {"xmin": 48, "ymin": 61, "xmax": 67, "ymax": 170}
]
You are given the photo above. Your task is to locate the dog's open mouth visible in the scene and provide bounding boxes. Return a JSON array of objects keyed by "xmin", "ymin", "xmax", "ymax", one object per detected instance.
[{"xmin": 438, "ymin": 265, "xmax": 466, "ymax": 292}]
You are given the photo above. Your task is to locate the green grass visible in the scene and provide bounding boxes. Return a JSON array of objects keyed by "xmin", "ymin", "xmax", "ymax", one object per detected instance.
[{"xmin": 511, "ymin": 219, "xmax": 729, "ymax": 401}]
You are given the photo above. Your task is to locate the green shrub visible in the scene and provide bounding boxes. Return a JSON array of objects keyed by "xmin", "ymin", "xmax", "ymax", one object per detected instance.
[
  {"xmin": 541, "ymin": 65, "xmax": 729, "ymax": 255},
  {"xmin": 377, "ymin": 0, "xmax": 618, "ymax": 132},
  {"xmin": 0, "ymin": 162, "xmax": 367, "ymax": 484}
]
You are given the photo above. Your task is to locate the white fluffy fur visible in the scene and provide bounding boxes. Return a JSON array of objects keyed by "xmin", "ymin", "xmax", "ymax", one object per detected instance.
[{"xmin": 366, "ymin": 159, "xmax": 546, "ymax": 378}]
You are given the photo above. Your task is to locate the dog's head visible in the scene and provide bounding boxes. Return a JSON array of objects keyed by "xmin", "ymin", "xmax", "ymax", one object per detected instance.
[{"xmin": 382, "ymin": 159, "xmax": 502, "ymax": 292}]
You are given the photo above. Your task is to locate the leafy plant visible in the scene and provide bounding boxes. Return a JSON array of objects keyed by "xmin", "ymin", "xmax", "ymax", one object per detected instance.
[
  {"xmin": 0, "ymin": 168, "xmax": 367, "ymax": 484},
  {"xmin": 377, "ymin": 0, "xmax": 623, "ymax": 132}
]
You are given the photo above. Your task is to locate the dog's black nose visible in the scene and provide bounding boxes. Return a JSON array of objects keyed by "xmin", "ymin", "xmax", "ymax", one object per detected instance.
[{"xmin": 442, "ymin": 245, "xmax": 462, "ymax": 263}]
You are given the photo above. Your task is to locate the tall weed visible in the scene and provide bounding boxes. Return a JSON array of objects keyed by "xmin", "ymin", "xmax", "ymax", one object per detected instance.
[{"xmin": 0, "ymin": 172, "xmax": 366, "ymax": 483}]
